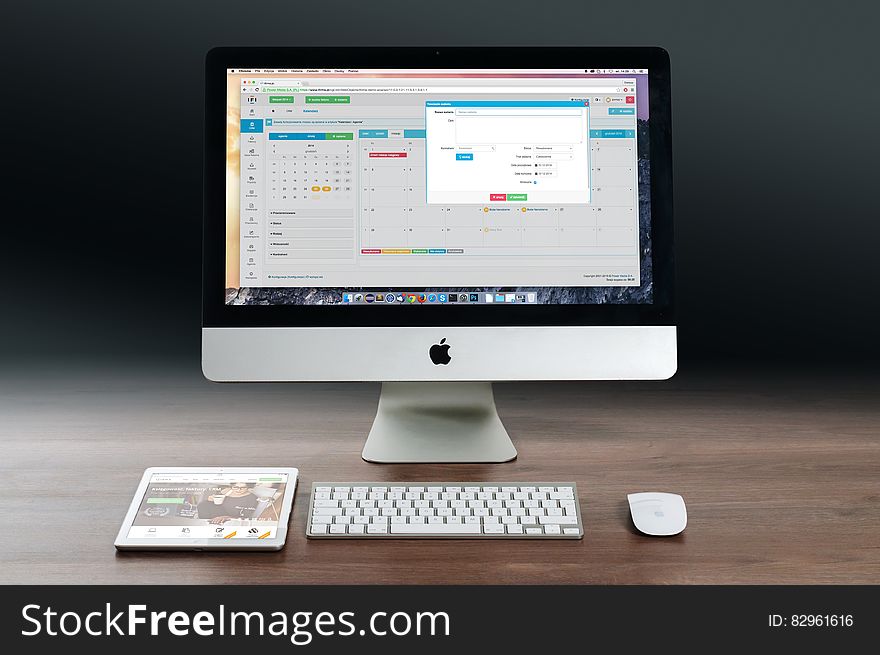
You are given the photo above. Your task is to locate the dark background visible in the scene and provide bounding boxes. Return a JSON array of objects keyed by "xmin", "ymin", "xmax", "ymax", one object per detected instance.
[{"xmin": 3, "ymin": 0, "xmax": 878, "ymax": 371}]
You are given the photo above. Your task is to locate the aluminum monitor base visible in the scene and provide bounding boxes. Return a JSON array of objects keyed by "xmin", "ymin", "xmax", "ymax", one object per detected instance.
[{"xmin": 362, "ymin": 382, "xmax": 517, "ymax": 464}]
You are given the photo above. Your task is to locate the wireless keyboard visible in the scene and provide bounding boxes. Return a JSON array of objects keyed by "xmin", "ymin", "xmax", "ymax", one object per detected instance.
[{"xmin": 306, "ymin": 482, "xmax": 583, "ymax": 539}]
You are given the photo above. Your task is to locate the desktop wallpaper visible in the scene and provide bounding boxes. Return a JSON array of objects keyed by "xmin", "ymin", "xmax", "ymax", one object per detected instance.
[{"xmin": 224, "ymin": 73, "xmax": 654, "ymax": 306}]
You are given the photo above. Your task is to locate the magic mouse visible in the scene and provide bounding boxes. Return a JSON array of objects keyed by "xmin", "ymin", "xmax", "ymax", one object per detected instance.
[{"xmin": 627, "ymin": 492, "xmax": 687, "ymax": 536}]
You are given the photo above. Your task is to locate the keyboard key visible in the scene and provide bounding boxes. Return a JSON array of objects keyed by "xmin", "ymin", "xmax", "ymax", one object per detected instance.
[
  {"xmin": 484, "ymin": 524, "xmax": 505, "ymax": 534},
  {"xmin": 391, "ymin": 524, "xmax": 481, "ymax": 535},
  {"xmin": 329, "ymin": 524, "xmax": 347, "ymax": 534},
  {"xmin": 349, "ymin": 524, "xmax": 365, "ymax": 534},
  {"xmin": 526, "ymin": 527, "xmax": 543, "ymax": 535},
  {"xmin": 539, "ymin": 515, "xmax": 578, "ymax": 525},
  {"xmin": 367, "ymin": 525, "xmax": 388, "ymax": 534},
  {"xmin": 310, "ymin": 524, "xmax": 328, "ymax": 534},
  {"xmin": 507, "ymin": 524, "xmax": 524, "ymax": 534},
  {"xmin": 544, "ymin": 524, "xmax": 561, "ymax": 535},
  {"xmin": 564, "ymin": 528, "xmax": 581, "ymax": 535},
  {"xmin": 313, "ymin": 508, "xmax": 343, "ymax": 516}
]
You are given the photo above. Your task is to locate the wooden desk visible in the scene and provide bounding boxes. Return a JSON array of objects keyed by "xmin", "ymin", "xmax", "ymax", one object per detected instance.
[{"xmin": 1, "ymin": 366, "xmax": 877, "ymax": 584}]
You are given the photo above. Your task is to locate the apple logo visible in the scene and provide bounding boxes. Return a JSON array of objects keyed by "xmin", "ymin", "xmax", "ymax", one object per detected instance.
[{"xmin": 429, "ymin": 338, "xmax": 452, "ymax": 365}]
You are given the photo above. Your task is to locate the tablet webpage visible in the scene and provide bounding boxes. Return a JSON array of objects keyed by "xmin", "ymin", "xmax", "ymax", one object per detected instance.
[{"xmin": 126, "ymin": 473, "xmax": 289, "ymax": 540}]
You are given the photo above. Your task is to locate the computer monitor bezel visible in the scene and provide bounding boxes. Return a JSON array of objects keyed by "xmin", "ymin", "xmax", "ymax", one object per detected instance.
[{"xmin": 204, "ymin": 46, "xmax": 673, "ymax": 329}]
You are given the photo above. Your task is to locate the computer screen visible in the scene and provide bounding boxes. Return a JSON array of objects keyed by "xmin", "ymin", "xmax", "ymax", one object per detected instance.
[{"xmin": 225, "ymin": 68, "xmax": 652, "ymax": 306}]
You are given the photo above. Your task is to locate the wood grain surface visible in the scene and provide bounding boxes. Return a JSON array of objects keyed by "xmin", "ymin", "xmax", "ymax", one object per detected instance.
[{"xmin": 1, "ymin": 365, "xmax": 878, "ymax": 584}]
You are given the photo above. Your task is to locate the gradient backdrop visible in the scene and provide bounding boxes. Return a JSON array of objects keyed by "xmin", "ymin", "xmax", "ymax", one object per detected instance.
[{"xmin": 2, "ymin": 0, "xmax": 878, "ymax": 371}]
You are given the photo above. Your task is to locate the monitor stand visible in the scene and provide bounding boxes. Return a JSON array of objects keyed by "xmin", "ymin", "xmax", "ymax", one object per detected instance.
[{"xmin": 362, "ymin": 382, "xmax": 517, "ymax": 463}]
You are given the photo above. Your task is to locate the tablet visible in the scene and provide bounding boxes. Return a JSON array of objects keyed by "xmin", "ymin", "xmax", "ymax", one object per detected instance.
[{"xmin": 114, "ymin": 467, "xmax": 298, "ymax": 551}]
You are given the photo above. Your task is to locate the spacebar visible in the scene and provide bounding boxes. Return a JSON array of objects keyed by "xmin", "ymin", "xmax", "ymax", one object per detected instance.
[{"xmin": 391, "ymin": 524, "xmax": 483, "ymax": 535}]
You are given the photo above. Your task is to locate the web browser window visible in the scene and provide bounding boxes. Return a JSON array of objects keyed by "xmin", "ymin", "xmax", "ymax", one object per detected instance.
[
  {"xmin": 225, "ymin": 68, "xmax": 651, "ymax": 305},
  {"xmin": 126, "ymin": 472, "xmax": 290, "ymax": 540}
]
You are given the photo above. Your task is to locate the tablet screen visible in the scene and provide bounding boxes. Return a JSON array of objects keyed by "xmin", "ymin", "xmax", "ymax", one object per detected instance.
[{"xmin": 126, "ymin": 472, "xmax": 291, "ymax": 540}]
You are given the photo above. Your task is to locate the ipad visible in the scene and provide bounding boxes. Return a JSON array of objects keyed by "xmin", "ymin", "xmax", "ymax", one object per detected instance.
[{"xmin": 114, "ymin": 467, "xmax": 298, "ymax": 551}]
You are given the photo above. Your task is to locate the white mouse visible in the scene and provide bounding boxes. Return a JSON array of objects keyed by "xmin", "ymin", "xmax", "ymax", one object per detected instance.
[{"xmin": 627, "ymin": 492, "xmax": 687, "ymax": 536}]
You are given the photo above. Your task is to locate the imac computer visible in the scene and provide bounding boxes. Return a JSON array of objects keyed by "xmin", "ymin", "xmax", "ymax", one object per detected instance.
[{"xmin": 203, "ymin": 47, "xmax": 675, "ymax": 463}]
